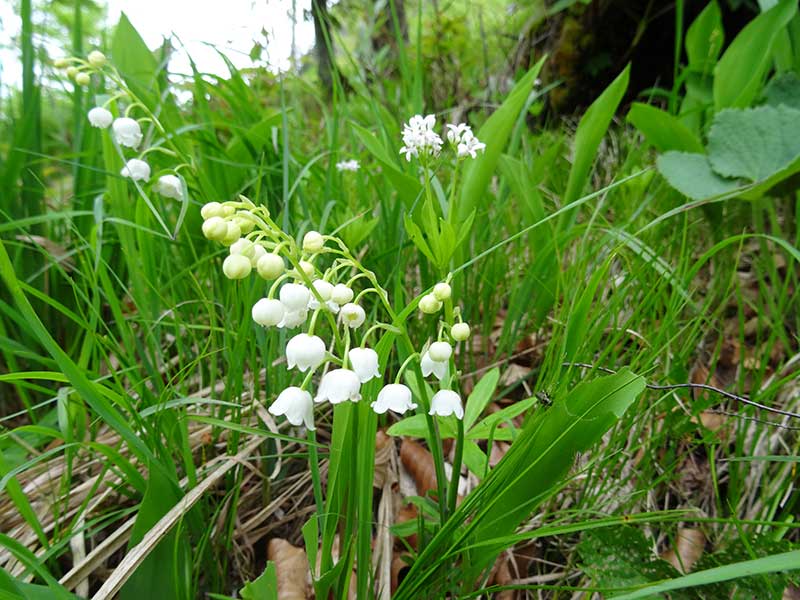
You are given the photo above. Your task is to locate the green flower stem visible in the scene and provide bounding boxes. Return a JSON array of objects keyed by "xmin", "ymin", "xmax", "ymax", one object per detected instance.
[
  {"xmin": 447, "ymin": 417, "xmax": 465, "ymax": 516},
  {"xmin": 361, "ymin": 322, "xmax": 402, "ymax": 348},
  {"xmin": 307, "ymin": 428, "xmax": 325, "ymax": 531},
  {"xmin": 395, "ymin": 352, "xmax": 421, "ymax": 383}
]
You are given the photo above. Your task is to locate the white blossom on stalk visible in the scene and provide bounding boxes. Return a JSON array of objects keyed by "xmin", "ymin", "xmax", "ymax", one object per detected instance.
[
  {"xmin": 335, "ymin": 159, "xmax": 360, "ymax": 172},
  {"xmin": 87, "ymin": 107, "xmax": 113, "ymax": 129},
  {"xmin": 308, "ymin": 280, "xmax": 338, "ymax": 312},
  {"xmin": 315, "ymin": 369, "xmax": 362, "ymax": 404},
  {"xmin": 421, "ymin": 350, "xmax": 448, "ymax": 381},
  {"xmin": 279, "ymin": 283, "xmax": 311, "ymax": 312},
  {"xmin": 446, "ymin": 123, "xmax": 471, "ymax": 144},
  {"xmin": 120, "ymin": 158, "xmax": 150, "ymax": 182},
  {"xmin": 340, "ymin": 303, "xmax": 366, "ymax": 328},
  {"xmin": 286, "ymin": 333, "xmax": 326, "ymax": 372},
  {"xmin": 371, "ymin": 384, "xmax": 417, "ymax": 415},
  {"xmin": 269, "ymin": 387, "xmax": 315, "ymax": 430},
  {"xmin": 252, "ymin": 298, "xmax": 285, "ymax": 327},
  {"xmin": 156, "ymin": 175, "xmax": 183, "ymax": 200},
  {"xmin": 457, "ymin": 131, "xmax": 486, "ymax": 159},
  {"xmin": 112, "ymin": 117, "xmax": 143, "ymax": 149},
  {"xmin": 429, "ymin": 389, "xmax": 464, "ymax": 419},
  {"xmin": 399, "ymin": 114, "xmax": 443, "ymax": 161},
  {"xmin": 278, "ymin": 309, "xmax": 308, "ymax": 329},
  {"xmin": 348, "ymin": 347, "xmax": 380, "ymax": 383},
  {"xmin": 330, "ymin": 284, "xmax": 354, "ymax": 306},
  {"xmin": 429, "ymin": 341, "xmax": 452, "ymax": 363}
]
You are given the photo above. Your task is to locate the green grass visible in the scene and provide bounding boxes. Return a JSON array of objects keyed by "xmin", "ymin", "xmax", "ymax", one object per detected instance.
[{"xmin": 1, "ymin": 1, "xmax": 799, "ymax": 598}]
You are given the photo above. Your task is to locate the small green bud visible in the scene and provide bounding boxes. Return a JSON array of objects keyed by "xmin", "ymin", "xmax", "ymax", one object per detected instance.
[
  {"xmin": 256, "ymin": 253, "xmax": 285, "ymax": 280},
  {"xmin": 202, "ymin": 217, "xmax": 227, "ymax": 240},
  {"xmin": 303, "ymin": 230, "xmax": 324, "ymax": 252},
  {"xmin": 222, "ymin": 254, "xmax": 252, "ymax": 279},
  {"xmin": 75, "ymin": 72, "xmax": 91, "ymax": 86},
  {"xmin": 221, "ymin": 222, "xmax": 242, "ymax": 246},
  {"xmin": 433, "ymin": 282, "xmax": 451, "ymax": 301},
  {"xmin": 451, "ymin": 322, "xmax": 470, "ymax": 342},
  {"xmin": 419, "ymin": 294, "xmax": 442, "ymax": 314},
  {"xmin": 87, "ymin": 50, "xmax": 106, "ymax": 68},
  {"xmin": 65, "ymin": 66, "xmax": 79, "ymax": 79}
]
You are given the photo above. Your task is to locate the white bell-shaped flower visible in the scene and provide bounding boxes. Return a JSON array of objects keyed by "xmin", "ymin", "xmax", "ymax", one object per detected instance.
[
  {"xmin": 286, "ymin": 333, "xmax": 326, "ymax": 372},
  {"xmin": 156, "ymin": 174, "xmax": 183, "ymax": 200},
  {"xmin": 269, "ymin": 387, "xmax": 315, "ymax": 430},
  {"xmin": 222, "ymin": 254, "xmax": 251, "ymax": 279},
  {"xmin": 278, "ymin": 309, "xmax": 308, "ymax": 329},
  {"xmin": 280, "ymin": 283, "xmax": 310, "ymax": 312},
  {"xmin": 112, "ymin": 117, "xmax": 143, "ymax": 149},
  {"xmin": 421, "ymin": 351, "xmax": 448, "ymax": 381},
  {"xmin": 315, "ymin": 369, "xmax": 361, "ymax": 404},
  {"xmin": 340, "ymin": 303, "xmax": 366, "ymax": 328},
  {"xmin": 252, "ymin": 298, "xmax": 284, "ymax": 327},
  {"xmin": 348, "ymin": 347, "xmax": 380, "ymax": 383},
  {"xmin": 371, "ymin": 384, "xmax": 417, "ymax": 415},
  {"xmin": 308, "ymin": 280, "xmax": 334, "ymax": 310},
  {"xmin": 87, "ymin": 107, "xmax": 113, "ymax": 128},
  {"xmin": 429, "ymin": 341, "xmax": 452, "ymax": 362},
  {"xmin": 302, "ymin": 231, "xmax": 324, "ymax": 252},
  {"xmin": 330, "ymin": 283, "xmax": 354, "ymax": 306},
  {"xmin": 120, "ymin": 158, "xmax": 150, "ymax": 182},
  {"xmin": 429, "ymin": 389, "xmax": 464, "ymax": 419}
]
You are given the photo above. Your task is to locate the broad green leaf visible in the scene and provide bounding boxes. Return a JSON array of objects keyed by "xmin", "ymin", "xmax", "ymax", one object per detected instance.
[
  {"xmin": 387, "ymin": 412, "xmax": 458, "ymax": 439},
  {"xmin": 713, "ymin": 0, "xmax": 797, "ymax": 110},
  {"xmin": 463, "ymin": 368, "xmax": 500, "ymax": 430},
  {"xmin": 763, "ymin": 72, "xmax": 800, "ymax": 109},
  {"xmin": 559, "ymin": 65, "xmax": 630, "ymax": 228},
  {"xmin": 467, "ymin": 397, "xmax": 538, "ymax": 441},
  {"xmin": 626, "ymin": 103, "xmax": 704, "ymax": 153},
  {"xmin": 656, "ymin": 152, "xmax": 739, "ymax": 200},
  {"xmin": 685, "ymin": 1, "xmax": 724, "ymax": 74},
  {"xmin": 613, "ymin": 549, "xmax": 800, "ymax": 600},
  {"xmin": 564, "ymin": 259, "xmax": 611, "ymax": 363},
  {"xmin": 707, "ymin": 105, "xmax": 800, "ymax": 182},
  {"xmin": 239, "ymin": 563, "xmax": 277, "ymax": 600},
  {"xmin": 120, "ymin": 465, "xmax": 187, "ymax": 600},
  {"xmin": 456, "ymin": 57, "xmax": 546, "ymax": 223},
  {"xmin": 462, "ymin": 441, "xmax": 488, "ymax": 478},
  {"xmin": 352, "ymin": 122, "xmax": 421, "ymax": 207},
  {"xmin": 111, "ymin": 13, "xmax": 159, "ymax": 104}
]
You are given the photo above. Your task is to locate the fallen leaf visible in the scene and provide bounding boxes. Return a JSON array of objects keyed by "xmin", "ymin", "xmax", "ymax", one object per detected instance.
[
  {"xmin": 267, "ymin": 538, "xmax": 309, "ymax": 600},
  {"xmin": 661, "ymin": 528, "xmax": 705, "ymax": 573},
  {"xmin": 400, "ymin": 439, "xmax": 438, "ymax": 498}
]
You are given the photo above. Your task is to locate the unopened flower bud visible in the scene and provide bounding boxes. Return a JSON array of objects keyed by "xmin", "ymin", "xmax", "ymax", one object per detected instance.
[
  {"xmin": 230, "ymin": 238, "xmax": 255, "ymax": 259},
  {"xmin": 331, "ymin": 284, "xmax": 354, "ymax": 306},
  {"xmin": 419, "ymin": 294, "xmax": 442, "ymax": 314},
  {"xmin": 257, "ymin": 253, "xmax": 285, "ymax": 280},
  {"xmin": 221, "ymin": 204, "xmax": 236, "ymax": 217},
  {"xmin": 303, "ymin": 230, "xmax": 324, "ymax": 252},
  {"xmin": 251, "ymin": 244, "xmax": 266, "ymax": 267},
  {"xmin": 202, "ymin": 217, "xmax": 227, "ymax": 240},
  {"xmin": 66, "ymin": 66, "xmax": 79, "ymax": 79},
  {"xmin": 451, "ymin": 322, "xmax": 471, "ymax": 342},
  {"xmin": 75, "ymin": 72, "xmax": 91, "ymax": 86},
  {"xmin": 429, "ymin": 341, "xmax": 452, "ymax": 362},
  {"xmin": 299, "ymin": 260, "xmax": 315, "ymax": 278},
  {"xmin": 54, "ymin": 57, "xmax": 69, "ymax": 68},
  {"xmin": 252, "ymin": 298, "xmax": 285, "ymax": 327},
  {"xmin": 233, "ymin": 215, "xmax": 255, "ymax": 235},
  {"xmin": 87, "ymin": 107, "xmax": 113, "ymax": 129},
  {"xmin": 222, "ymin": 254, "xmax": 252, "ymax": 279},
  {"xmin": 433, "ymin": 282, "xmax": 451, "ymax": 301},
  {"xmin": 201, "ymin": 202, "xmax": 224, "ymax": 219},
  {"xmin": 87, "ymin": 50, "xmax": 106, "ymax": 68},
  {"xmin": 221, "ymin": 222, "xmax": 241, "ymax": 246}
]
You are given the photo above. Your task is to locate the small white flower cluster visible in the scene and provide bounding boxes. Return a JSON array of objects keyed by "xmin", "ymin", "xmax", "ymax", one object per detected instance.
[
  {"xmin": 400, "ymin": 114, "xmax": 444, "ymax": 161},
  {"xmin": 335, "ymin": 159, "xmax": 360, "ymax": 172},
  {"xmin": 415, "ymin": 280, "xmax": 472, "ymax": 419},
  {"xmin": 399, "ymin": 114, "xmax": 485, "ymax": 162},
  {"xmin": 201, "ymin": 197, "xmax": 475, "ymax": 429},
  {"xmin": 57, "ymin": 51, "xmax": 185, "ymax": 201},
  {"xmin": 446, "ymin": 123, "xmax": 487, "ymax": 159}
]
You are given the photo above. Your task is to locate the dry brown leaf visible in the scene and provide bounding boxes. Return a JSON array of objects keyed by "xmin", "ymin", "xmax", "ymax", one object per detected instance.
[
  {"xmin": 391, "ymin": 553, "xmax": 413, "ymax": 593},
  {"xmin": 395, "ymin": 503, "xmax": 418, "ymax": 550},
  {"xmin": 374, "ymin": 430, "xmax": 395, "ymax": 489},
  {"xmin": 661, "ymin": 528, "xmax": 705, "ymax": 573},
  {"xmin": 499, "ymin": 363, "xmax": 532, "ymax": 387},
  {"xmin": 268, "ymin": 538, "xmax": 310, "ymax": 600},
  {"xmin": 400, "ymin": 439, "xmax": 438, "ymax": 497}
]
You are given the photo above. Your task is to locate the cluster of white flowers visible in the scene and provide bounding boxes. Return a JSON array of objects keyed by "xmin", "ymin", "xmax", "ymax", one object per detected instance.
[
  {"xmin": 335, "ymin": 159, "xmax": 360, "ymax": 172},
  {"xmin": 446, "ymin": 123, "xmax": 487, "ymax": 159},
  {"xmin": 400, "ymin": 114, "xmax": 444, "ymax": 161},
  {"xmin": 57, "ymin": 50, "xmax": 185, "ymax": 202},
  {"xmin": 201, "ymin": 196, "xmax": 474, "ymax": 430},
  {"xmin": 399, "ymin": 114, "xmax": 485, "ymax": 162}
]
